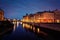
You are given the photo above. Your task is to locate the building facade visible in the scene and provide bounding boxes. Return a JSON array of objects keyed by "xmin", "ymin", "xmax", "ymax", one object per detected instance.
[
  {"xmin": 22, "ymin": 9, "xmax": 60, "ymax": 23},
  {"xmin": 0, "ymin": 9, "xmax": 4, "ymax": 21}
]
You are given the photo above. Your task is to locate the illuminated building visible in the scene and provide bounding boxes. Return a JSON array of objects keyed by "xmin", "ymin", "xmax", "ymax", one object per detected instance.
[
  {"xmin": 39, "ymin": 11, "xmax": 54, "ymax": 23},
  {"xmin": 0, "ymin": 9, "xmax": 4, "ymax": 21},
  {"xmin": 54, "ymin": 9, "xmax": 60, "ymax": 23},
  {"xmin": 22, "ymin": 9, "xmax": 60, "ymax": 23}
]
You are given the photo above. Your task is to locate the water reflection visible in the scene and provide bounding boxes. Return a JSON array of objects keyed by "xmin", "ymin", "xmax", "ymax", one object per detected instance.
[
  {"xmin": 21, "ymin": 23, "xmax": 60, "ymax": 40},
  {"xmin": 13, "ymin": 21, "xmax": 19, "ymax": 31},
  {"xmin": 13, "ymin": 21, "xmax": 37, "ymax": 32},
  {"xmin": 22, "ymin": 23, "xmax": 41, "ymax": 34},
  {"xmin": 37, "ymin": 28, "xmax": 40, "ymax": 33},
  {"xmin": 1, "ymin": 21, "xmax": 60, "ymax": 40},
  {"xmin": 1, "ymin": 22, "xmax": 46, "ymax": 40}
]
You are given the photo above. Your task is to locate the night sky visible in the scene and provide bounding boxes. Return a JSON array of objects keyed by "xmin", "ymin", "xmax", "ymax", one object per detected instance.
[{"xmin": 0, "ymin": 0, "xmax": 60, "ymax": 19}]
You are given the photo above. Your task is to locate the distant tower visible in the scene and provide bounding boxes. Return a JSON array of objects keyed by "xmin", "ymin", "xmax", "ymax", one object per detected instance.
[{"xmin": 0, "ymin": 8, "xmax": 4, "ymax": 21}]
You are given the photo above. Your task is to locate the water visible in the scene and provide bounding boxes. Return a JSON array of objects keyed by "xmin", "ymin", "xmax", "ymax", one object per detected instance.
[
  {"xmin": 1, "ymin": 22, "xmax": 60, "ymax": 40},
  {"xmin": 1, "ymin": 22, "xmax": 44, "ymax": 40}
]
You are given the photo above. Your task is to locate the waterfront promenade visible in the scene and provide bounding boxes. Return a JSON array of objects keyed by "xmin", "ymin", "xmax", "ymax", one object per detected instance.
[
  {"xmin": 22, "ymin": 22, "xmax": 60, "ymax": 31},
  {"xmin": 22, "ymin": 22, "xmax": 60, "ymax": 40}
]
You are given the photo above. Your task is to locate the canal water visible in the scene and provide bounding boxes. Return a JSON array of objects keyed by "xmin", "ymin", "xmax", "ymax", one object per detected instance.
[{"xmin": 1, "ymin": 22, "xmax": 45, "ymax": 40}]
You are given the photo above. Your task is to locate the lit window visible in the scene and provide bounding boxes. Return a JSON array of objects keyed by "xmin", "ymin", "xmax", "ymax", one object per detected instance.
[{"xmin": 56, "ymin": 20, "xmax": 60, "ymax": 23}]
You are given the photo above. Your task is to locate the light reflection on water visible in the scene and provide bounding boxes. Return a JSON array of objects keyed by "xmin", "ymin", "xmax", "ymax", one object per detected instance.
[
  {"xmin": 2, "ymin": 22, "xmax": 53, "ymax": 40},
  {"xmin": 37, "ymin": 28, "xmax": 40, "ymax": 33},
  {"xmin": 12, "ymin": 22, "xmax": 47, "ymax": 37},
  {"xmin": 13, "ymin": 22, "xmax": 19, "ymax": 31},
  {"xmin": 2, "ymin": 21, "xmax": 60, "ymax": 40},
  {"xmin": 22, "ymin": 23, "xmax": 40, "ymax": 34},
  {"xmin": 13, "ymin": 21, "xmax": 41, "ymax": 34},
  {"xmin": 11, "ymin": 22, "xmax": 43, "ymax": 40}
]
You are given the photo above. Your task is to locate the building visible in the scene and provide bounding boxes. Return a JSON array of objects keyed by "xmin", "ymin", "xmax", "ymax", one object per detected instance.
[
  {"xmin": 22, "ymin": 9, "xmax": 60, "ymax": 23},
  {"xmin": 38, "ymin": 11, "xmax": 54, "ymax": 23},
  {"xmin": 0, "ymin": 9, "xmax": 4, "ymax": 21},
  {"xmin": 54, "ymin": 9, "xmax": 60, "ymax": 23}
]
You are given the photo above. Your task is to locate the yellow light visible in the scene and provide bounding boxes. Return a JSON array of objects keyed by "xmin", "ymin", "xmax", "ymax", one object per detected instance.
[
  {"xmin": 22, "ymin": 24, "xmax": 25, "ymax": 28},
  {"xmin": 56, "ymin": 20, "xmax": 60, "ymax": 23},
  {"xmin": 37, "ymin": 28, "xmax": 40, "ymax": 33},
  {"xmin": 13, "ymin": 24, "xmax": 17, "ymax": 31},
  {"xmin": 13, "ymin": 21, "xmax": 17, "ymax": 24},
  {"xmin": 37, "ymin": 20, "xmax": 40, "ymax": 23},
  {"xmin": 20, "ymin": 22, "xmax": 22, "ymax": 24},
  {"xmin": 30, "ymin": 26, "xmax": 32, "ymax": 29},
  {"xmin": 22, "ymin": 23, "xmax": 31, "ymax": 29}
]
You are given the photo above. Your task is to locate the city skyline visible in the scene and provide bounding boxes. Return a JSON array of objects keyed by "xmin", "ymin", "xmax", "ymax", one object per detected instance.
[{"xmin": 0, "ymin": 0, "xmax": 60, "ymax": 19}]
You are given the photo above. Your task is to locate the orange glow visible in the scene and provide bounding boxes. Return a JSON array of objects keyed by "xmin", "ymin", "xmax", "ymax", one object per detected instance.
[
  {"xmin": 37, "ymin": 28, "xmax": 40, "ymax": 33},
  {"xmin": 22, "ymin": 23, "xmax": 31, "ymax": 29},
  {"xmin": 56, "ymin": 20, "xmax": 60, "ymax": 23},
  {"xmin": 30, "ymin": 26, "xmax": 32, "ymax": 29},
  {"xmin": 22, "ymin": 24, "xmax": 25, "ymax": 28},
  {"xmin": 21, "ymin": 11, "xmax": 60, "ymax": 23},
  {"xmin": 40, "ymin": 19, "xmax": 44, "ymax": 23},
  {"xmin": 22, "ymin": 18, "xmax": 57, "ymax": 23},
  {"xmin": 33, "ymin": 27, "xmax": 35, "ymax": 32},
  {"xmin": 37, "ymin": 20, "xmax": 40, "ymax": 22},
  {"xmin": 44, "ymin": 19, "xmax": 47, "ymax": 21}
]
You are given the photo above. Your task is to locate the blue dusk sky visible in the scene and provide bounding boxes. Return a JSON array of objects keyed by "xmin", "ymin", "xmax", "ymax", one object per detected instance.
[{"xmin": 0, "ymin": 0, "xmax": 60, "ymax": 19}]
